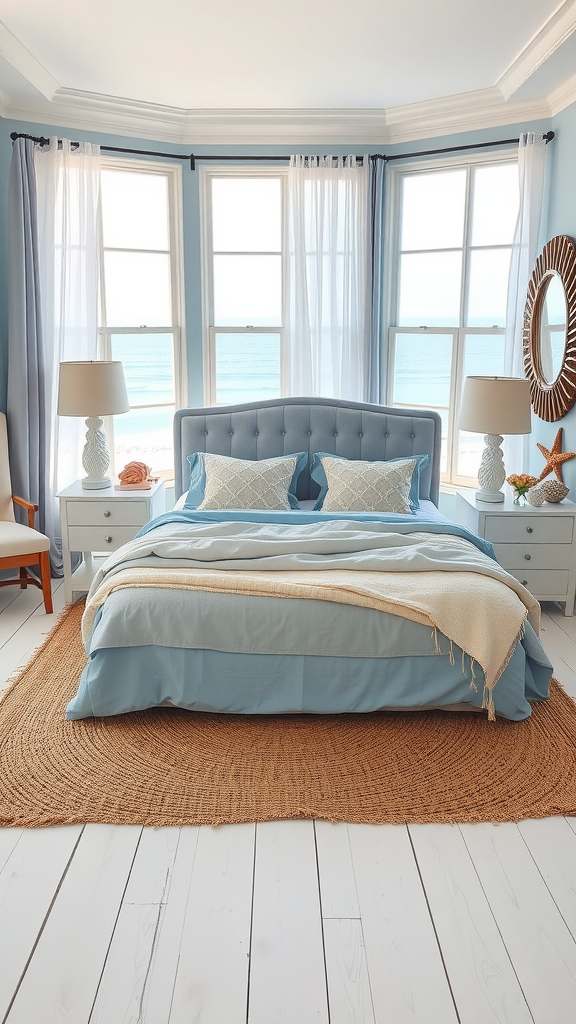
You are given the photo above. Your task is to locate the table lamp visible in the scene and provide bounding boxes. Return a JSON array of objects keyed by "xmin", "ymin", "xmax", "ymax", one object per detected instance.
[
  {"xmin": 458, "ymin": 376, "xmax": 531, "ymax": 502},
  {"xmin": 57, "ymin": 360, "xmax": 129, "ymax": 489}
]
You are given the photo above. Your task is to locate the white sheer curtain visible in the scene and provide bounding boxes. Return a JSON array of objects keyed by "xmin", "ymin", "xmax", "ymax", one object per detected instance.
[
  {"xmin": 285, "ymin": 155, "xmax": 371, "ymax": 400},
  {"xmin": 34, "ymin": 138, "xmax": 101, "ymax": 556},
  {"xmin": 504, "ymin": 133, "xmax": 548, "ymax": 473}
]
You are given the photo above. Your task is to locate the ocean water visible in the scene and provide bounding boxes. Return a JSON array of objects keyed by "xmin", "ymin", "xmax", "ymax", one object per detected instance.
[{"xmin": 110, "ymin": 333, "xmax": 500, "ymax": 477}]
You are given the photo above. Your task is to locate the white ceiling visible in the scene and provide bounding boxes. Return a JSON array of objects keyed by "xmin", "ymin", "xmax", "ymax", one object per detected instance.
[{"xmin": 0, "ymin": 0, "xmax": 575, "ymax": 144}]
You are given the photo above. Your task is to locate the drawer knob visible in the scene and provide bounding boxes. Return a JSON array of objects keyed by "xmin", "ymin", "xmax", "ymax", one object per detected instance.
[
  {"xmin": 526, "ymin": 527, "xmax": 533, "ymax": 534},
  {"xmin": 524, "ymin": 554, "xmax": 531, "ymax": 561},
  {"xmin": 104, "ymin": 510, "xmax": 111, "ymax": 518},
  {"xmin": 105, "ymin": 536, "xmax": 112, "ymax": 543}
]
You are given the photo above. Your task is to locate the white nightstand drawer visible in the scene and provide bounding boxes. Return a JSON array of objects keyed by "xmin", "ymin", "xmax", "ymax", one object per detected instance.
[
  {"xmin": 484, "ymin": 515, "xmax": 574, "ymax": 545},
  {"xmin": 68, "ymin": 526, "xmax": 138, "ymax": 551},
  {"xmin": 507, "ymin": 568, "xmax": 569, "ymax": 596},
  {"xmin": 66, "ymin": 500, "xmax": 148, "ymax": 527},
  {"xmin": 493, "ymin": 543, "xmax": 569, "ymax": 570}
]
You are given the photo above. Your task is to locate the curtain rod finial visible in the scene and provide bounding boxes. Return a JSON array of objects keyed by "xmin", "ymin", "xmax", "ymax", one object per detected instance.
[{"xmin": 544, "ymin": 131, "xmax": 555, "ymax": 143}]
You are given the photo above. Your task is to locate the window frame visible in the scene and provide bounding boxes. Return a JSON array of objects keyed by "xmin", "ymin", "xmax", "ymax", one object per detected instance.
[
  {"xmin": 199, "ymin": 165, "xmax": 288, "ymax": 406},
  {"xmin": 98, "ymin": 156, "xmax": 187, "ymax": 481},
  {"xmin": 384, "ymin": 150, "xmax": 518, "ymax": 488}
]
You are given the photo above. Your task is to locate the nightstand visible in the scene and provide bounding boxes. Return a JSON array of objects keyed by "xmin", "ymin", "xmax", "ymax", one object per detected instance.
[
  {"xmin": 456, "ymin": 487, "xmax": 576, "ymax": 616},
  {"xmin": 58, "ymin": 479, "xmax": 165, "ymax": 604}
]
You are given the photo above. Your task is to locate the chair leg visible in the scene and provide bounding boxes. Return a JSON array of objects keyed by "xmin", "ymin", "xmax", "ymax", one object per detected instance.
[
  {"xmin": 19, "ymin": 566, "xmax": 28, "ymax": 589},
  {"xmin": 39, "ymin": 551, "xmax": 53, "ymax": 614}
]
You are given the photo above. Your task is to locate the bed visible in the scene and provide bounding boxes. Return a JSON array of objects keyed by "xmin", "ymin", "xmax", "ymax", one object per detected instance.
[{"xmin": 67, "ymin": 397, "xmax": 552, "ymax": 722}]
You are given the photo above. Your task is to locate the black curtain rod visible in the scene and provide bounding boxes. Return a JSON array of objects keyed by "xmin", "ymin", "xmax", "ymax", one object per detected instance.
[{"xmin": 10, "ymin": 130, "xmax": 555, "ymax": 169}]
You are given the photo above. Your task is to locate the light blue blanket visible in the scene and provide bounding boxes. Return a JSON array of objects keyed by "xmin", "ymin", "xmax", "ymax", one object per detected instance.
[{"xmin": 68, "ymin": 508, "xmax": 552, "ymax": 722}]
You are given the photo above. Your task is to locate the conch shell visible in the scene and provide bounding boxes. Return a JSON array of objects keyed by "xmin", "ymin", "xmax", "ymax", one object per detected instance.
[{"xmin": 118, "ymin": 461, "xmax": 151, "ymax": 485}]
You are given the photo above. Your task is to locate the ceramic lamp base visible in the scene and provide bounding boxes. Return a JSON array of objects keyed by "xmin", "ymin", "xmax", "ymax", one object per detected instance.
[
  {"xmin": 476, "ymin": 433, "xmax": 506, "ymax": 504},
  {"xmin": 475, "ymin": 488, "xmax": 505, "ymax": 503},
  {"xmin": 81, "ymin": 416, "xmax": 112, "ymax": 490},
  {"xmin": 82, "ymin": 475, "xmax": 112, "ymax": 490}
]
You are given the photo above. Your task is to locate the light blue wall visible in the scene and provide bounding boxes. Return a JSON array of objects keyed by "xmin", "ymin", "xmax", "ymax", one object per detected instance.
[{"xmin": 532, "ymin": 100, "xmax": 576, "ymax": 493}]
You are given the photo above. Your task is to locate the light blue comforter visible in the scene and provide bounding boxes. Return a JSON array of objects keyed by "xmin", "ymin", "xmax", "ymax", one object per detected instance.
[{"xmin": 67, "ymin": 508, "xmax": 552, "ymax": 721}]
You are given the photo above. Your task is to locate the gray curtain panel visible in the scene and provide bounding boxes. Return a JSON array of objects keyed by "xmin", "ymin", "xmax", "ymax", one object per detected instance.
[
  {"xmin": 367, "ymin": 156, "xmax": 386, "ymax": 404},
  {"xmin": 7, "ymin": 137, "xmax": 61, "ymax": 575}
]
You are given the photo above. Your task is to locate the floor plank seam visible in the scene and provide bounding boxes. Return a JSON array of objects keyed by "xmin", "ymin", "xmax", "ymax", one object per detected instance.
[
  {"xmin": 457, "ymin": 825, "xmax": 537, "ymax": 1024},
  {"xmin": 86, "ymin": 827, "xmax": 145, "ymax": 1024},
  {"xmin": 0, "ymin": 824, "xmax": 86, "ymax": 1024},
  {"xmin": 517, "ymin": 824, "xmax": 576, "ymax": 947},
  {"xmin": 407, "ymin": 825, "xmax": 462, "ymax": 1024},
  {"xmin": 312, "ymin": 819, "xmax": 332, "ymax": 1024},
  {"xmin": 244, "ymin": 822, "xmax": 259, "ymax": 1024},
  {"xmin": 136, "ymin": 871, "xmax": 171, "ymax": 1024}
]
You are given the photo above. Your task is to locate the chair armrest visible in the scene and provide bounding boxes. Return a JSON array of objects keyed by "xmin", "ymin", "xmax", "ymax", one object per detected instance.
[{"xmin": 12, "ymin": 494, "xmax": 39, "ymax": 529}]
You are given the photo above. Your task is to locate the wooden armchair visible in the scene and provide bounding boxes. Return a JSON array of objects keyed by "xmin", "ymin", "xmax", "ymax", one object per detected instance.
[{"xmin": 0, "ymin": 412, "xmax": 52, "ymax": 613}]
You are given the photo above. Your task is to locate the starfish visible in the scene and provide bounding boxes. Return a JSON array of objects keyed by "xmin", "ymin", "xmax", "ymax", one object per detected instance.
[{"xmin": 536, "ymin": 428, "xmax": 576, "ymax": 483}]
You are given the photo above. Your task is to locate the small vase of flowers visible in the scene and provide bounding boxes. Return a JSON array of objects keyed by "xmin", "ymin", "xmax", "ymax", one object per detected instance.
[{"xmin": 506, "ymin": 473, "xmax": 538, "ymax": 505}]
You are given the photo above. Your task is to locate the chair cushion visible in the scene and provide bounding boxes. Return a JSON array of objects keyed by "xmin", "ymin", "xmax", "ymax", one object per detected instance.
[{"xmin": 0, "ymin": 521, "xmax": 50, "ymax": 557}]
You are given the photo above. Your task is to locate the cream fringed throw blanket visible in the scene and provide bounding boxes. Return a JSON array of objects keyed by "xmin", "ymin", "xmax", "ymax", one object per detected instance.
[{"xmin": 84, "ymin": 541, "xmax": 540, "ymax": 721}]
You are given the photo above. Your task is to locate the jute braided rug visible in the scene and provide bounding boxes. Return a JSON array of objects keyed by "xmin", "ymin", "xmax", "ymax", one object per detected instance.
[{"xmin": 1, "ymin": 602, "xmax": 576, "ymax": 828}]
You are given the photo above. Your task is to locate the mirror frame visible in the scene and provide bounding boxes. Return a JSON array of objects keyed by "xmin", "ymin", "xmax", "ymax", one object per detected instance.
[{"xmin": 523, "ymin": 234, "xmax": 576, "ymax": 421}]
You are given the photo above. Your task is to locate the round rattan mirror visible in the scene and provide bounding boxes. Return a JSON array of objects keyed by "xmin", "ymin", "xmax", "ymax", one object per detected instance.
[{"xmin": 523, "ymin": 235, "xmax": 576, "ymax": 421}]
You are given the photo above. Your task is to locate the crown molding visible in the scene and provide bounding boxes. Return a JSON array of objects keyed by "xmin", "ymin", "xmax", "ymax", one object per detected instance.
[
  {"xmin": 383, "ymin": 88, "xmax": 551, "ymax": 144},
  {"xmin": 1, "ymin": 84, "xmax": 557, "ymax": 148},
  {"xmin": 2, "ymin": 89, "xmax": 391, "ymax": 144},
  {"xmin": 497, "ymin": 0, "xmax": 576, "ymax": 100},
  {"xmin": 548, "ymin": 71, "xmax": 576, "ymax": 115},
  {"xmin": 0, "ymin": 19, "xmax": 59, "ymax": 101}
]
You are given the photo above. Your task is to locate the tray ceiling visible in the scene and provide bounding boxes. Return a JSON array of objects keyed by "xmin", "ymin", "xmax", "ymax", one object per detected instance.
[{"xmin": 0, "ymin": 0, "xmax": 574, "ymax": 144}]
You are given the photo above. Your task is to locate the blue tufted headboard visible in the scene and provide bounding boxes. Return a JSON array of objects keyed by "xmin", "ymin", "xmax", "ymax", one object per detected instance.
[{"xmin": 174, "ymin": 397, "xmax": 442, "ymax": 506}]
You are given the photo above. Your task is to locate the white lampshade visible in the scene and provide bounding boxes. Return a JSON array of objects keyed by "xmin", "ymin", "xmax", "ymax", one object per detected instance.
[
  {"xmin": 458, "ymin": 377, "xmax": 532, "ymax": 435},
  {"xmin": 57, "ymin": 361, "xmax": 129, "ymax": 418}
]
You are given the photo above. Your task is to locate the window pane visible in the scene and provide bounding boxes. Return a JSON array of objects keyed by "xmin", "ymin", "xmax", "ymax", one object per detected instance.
[
  {"xmin": 213, "ymin": 255, "xmax": 282, "ymax": 326},
  {"xmin": 102, "ymin": 170, "xmax": 169, "ymax": 250},
  {"xmin": 401, "ymin": 170, "xmax": 466, "ymax": 251},
  {"xmin": 212, "ymin": 178, "xmax": 282, "ymax": 252},
  {"xmin": 215, "ymin": 333, "xmax": 280, "ymax": 404},
  {"xmin": 466, "ymin": 248, "xmax": 511, "ymax": 327},
  {"xmin": 393, "ymin": 333, "xmax": 452, "ymax": 407},
  {"xmin": 457, "ymin": 334, "xmax": 505, "ymax": 479},
  {"xmin": 398, "ymin": 252, "xmax": 462, "ymax": 326},
  {"xmin": 114, "ymin": 405, "xmax": 175, "ymax": 475},
  {"xmin": 470, "ymin": 163, "xmax": 519, "ymax": 246},
  {"xmin": 104, "ymin": 252, "xmax": 172, "ymax": 327},
  {"xmin": 111, "ymin": 333, "xmax": 175, "ymax": 405}
]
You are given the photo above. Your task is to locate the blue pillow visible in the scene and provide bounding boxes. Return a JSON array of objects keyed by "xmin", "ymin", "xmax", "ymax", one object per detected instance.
[
  {"xmin": 184, "ymin": 451, "xmax": 309, "ymax": 510},
  {"xmin": 310, "ymin": 452, "xmax": 429, "ymax": 511}
]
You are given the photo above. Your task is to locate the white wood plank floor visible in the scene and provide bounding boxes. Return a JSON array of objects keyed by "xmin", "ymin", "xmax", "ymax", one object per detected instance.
[{"xmin": 1, "ymin": 582, "xmax": 576, "ymax": 1024}]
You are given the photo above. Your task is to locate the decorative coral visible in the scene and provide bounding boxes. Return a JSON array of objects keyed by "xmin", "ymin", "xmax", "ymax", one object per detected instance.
[
  {"xmin": 539, "ymin": 480, "xmax": 569, "ymax": 503},
  {"xmin": 118, "ymin": 461, "xmax": 151, "ymax": 485}
]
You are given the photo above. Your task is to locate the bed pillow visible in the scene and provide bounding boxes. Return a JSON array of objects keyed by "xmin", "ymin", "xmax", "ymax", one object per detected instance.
[
  {"xmin": 184, "ymin": 451, "xmax": 308, "ymax": 511},
  {"xmin": 310, "ymin": 451, "xmax": 429, "ymax": 512}
]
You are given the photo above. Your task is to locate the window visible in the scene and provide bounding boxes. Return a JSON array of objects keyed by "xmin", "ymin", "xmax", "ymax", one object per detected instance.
[
  {"xmin": 201, "ymin": 169, "xmax": 285, "ymax": 405},
  {"xmin": 387, "ymin": 156, "xmax": 520, "ymax": 485},
  {"xmin": 99, "ymin": 159, "xmax": 185, "ymax": 480}
]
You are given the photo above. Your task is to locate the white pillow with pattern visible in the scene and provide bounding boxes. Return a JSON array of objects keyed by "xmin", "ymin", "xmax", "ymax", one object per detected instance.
[
  {"xmin": 319, "ymin": 456, "xmax": 416, "ymax": 514},
  {"xmin": 198, "ymin": 453, "xmax": 300, "ymax": 511}
]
